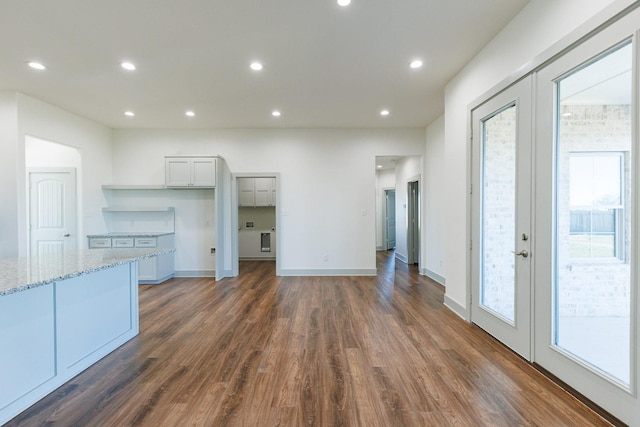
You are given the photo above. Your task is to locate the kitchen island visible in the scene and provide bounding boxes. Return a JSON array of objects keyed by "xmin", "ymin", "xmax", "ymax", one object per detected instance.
[{"xmin": 0, "ymin": 248, "xmax": 173, "ymax": 425}]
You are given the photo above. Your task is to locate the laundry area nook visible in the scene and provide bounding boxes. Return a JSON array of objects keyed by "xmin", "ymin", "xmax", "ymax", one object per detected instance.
[{"xmin": 237, "ymin": 176, "xmax": 276, "ymax": 260}]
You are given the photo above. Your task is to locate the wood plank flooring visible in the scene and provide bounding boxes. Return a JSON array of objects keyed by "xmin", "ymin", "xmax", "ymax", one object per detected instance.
[{"xmin": 7, "ymin": 251, "xmax": 612, "ymax": 426}]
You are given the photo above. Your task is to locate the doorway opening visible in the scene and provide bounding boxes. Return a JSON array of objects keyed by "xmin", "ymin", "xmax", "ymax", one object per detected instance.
[
  {"xmin": 375, "ymin": 155, "xmax": 422, "ymax": 269},
  {"xmin": 234, "ymin": 174, "xmax": 279, "ymax": 275}
]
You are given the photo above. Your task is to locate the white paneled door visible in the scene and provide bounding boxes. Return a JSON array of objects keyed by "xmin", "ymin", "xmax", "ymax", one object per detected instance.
[
  {"xmin": 29, "ymin": 169, "xmax": 77, "ymax": 257},
  {"xmin": 471, "ymin": 76, "xmax": 533, "ymax": 360}
]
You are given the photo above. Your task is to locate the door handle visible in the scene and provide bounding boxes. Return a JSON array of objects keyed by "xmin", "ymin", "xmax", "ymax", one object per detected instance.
[
  {"xmin": 512, "ymin": 250, "xmax": 529, "ymax": 258},
  {"xmin": 64, "ymin": 233, "xmax": 70, "ymax": 237}
]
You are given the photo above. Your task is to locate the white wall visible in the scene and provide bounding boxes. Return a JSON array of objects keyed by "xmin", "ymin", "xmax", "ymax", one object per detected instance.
[
  {"xmin": 393, "ymin": 156, "xmax": 422, "ymax": 264},
  {"xmin": 17, "ymin": 94, "xmax": 113, "ymax": 254},
  {"xmin": 111, "ymin": 128, "xmax": 425, "ymax": 274},
  {"xmin": 375, "ymin": 168, "xmax": 396, "ymax": 250},
  {"xmin": 424, "ymin": 115, "xmax": 445, "ymax": 283},
  {"xmin": 0, "ymin": 92, "xmax": 19, "ymax": 258},
  {"xmin": 443, "ymin": 0, "xmax": 621, "ymax": 314}
]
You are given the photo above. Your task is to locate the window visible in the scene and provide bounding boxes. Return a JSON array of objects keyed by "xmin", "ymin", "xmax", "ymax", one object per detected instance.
[{"xmin": 569, "ymin": 152, "xmax": 624, "ymax": 259}]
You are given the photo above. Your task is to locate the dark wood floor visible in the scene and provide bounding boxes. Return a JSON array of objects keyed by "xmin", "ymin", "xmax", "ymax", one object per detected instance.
[{"xmin": 7, "ymin": 251, "xmax": 611, "ymax": 426}]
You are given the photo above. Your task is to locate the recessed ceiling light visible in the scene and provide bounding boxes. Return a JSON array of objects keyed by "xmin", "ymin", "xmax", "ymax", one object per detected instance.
[
  {"xmin": 121, "ymin": 61, "xmax": 136, "ymax": 71},
  {"xmin": 124, "ymin": 111, "xmax": 135, "ymax": 117},
  {"xmin": 185, "ymin": 110, "xmax": 195, "ymax": 117},
  {"xmin": 338, "ymin": 0, "xmax": 351, "ymax": 6},
  {"xmin": 272, "ymin": 110, "xmax": 281, "ymax": 117},
  {"xmin": 380, "ymin": 109, "xmax": 390, "ymax": 116},
  {"xmin": 409, "ymin": 59, "xmax": 423, "ymax": 69},
  {"xmin": 28, "ymin": 61, "xmax": 46, "ymax": 70},
  {"xmin": 377, "ymin": 165, "xmax": 382, "ymax": 169},
  {"xmin": 250, "ymin": 62, "xmax": 263, "ymax": 71}
]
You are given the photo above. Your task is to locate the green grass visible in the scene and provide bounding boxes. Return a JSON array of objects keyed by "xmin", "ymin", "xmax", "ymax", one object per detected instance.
[{"xmin": 570, "ymin": 234, "xmax": 615, "ymax": 258}]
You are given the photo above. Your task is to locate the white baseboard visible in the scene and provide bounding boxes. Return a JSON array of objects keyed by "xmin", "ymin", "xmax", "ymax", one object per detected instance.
[
  {"xmin": 376, "ymin": 245, "xmax": 384, "ymax": 251},
  {"xmin": 444, "ymin": 295, "xmax": 469, "ymax": 321},
  {"xmin": 279, "ymin": 269, "xmax": 377, "ymax": 277},
  {"xmin": 422, "ymin": 268, "xmax": 446, "ymax": 285},
  {"xmin": 395, "ymin": 253, "xmax": 408, "ymax": 264},
  {"xmin": 174, "ymin": 270, "xmax": 215, "ymax": 278}
]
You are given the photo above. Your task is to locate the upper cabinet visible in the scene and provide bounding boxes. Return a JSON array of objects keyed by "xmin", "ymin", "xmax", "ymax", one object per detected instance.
[
  {"xmin": 165, "ymin": 156, "xmax": 216, "ymax": 188},
  {"xmin": 238, "ymin": 177, "xmax": 276, "ymax": 207}
]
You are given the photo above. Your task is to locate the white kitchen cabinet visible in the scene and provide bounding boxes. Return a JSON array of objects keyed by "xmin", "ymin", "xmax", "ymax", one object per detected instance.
[
  {"xmin": 254, "ymin": 177, "xmax": 275, "ymax": 206},
  {"xmin": 165, "ymin": 156, "xmax": 216, "ymax": 188},
  {"xmin": 87, "ymin": 234, "xmax": 175, "ymax": 284},
  {"xmin": 238, "ymin": 177, "xmax": 276, "ymax": 207},
  {"xmin": 238, "ymin": 177, "xmax": 255, "ymax": 207}
]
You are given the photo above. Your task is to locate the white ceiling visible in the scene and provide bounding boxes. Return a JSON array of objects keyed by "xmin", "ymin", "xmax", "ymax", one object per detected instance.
[{"xmin": 0, "ymin": 0, "xmax": 529, "ymax": 129}]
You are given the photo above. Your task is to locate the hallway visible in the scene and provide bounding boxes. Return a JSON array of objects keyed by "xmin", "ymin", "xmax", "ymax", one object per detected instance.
[{"xmin": 7, "ymin": 252, "xmax": 610, "ymax": 426}]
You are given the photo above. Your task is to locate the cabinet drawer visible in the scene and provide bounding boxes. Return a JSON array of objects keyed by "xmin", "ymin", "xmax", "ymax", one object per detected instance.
[
  {"xmin": 89, "ymin": 238, "xmax": 111, "ymax": 248},
  {"xmin": 134, "ymin": 238, "xmax": 157, "ymax": 248},
  {"xmin": 112, "ymin": 238, "xmax": 134, "ymax": 248}
]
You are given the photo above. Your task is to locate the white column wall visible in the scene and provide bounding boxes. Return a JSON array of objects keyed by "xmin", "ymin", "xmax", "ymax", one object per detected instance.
[
  {"xmin": 443, "ymin": 0, "xmax": 622, "ymax": 315},
  {"xmin": 0, "ymin": 92, "xmax": 20, "ymax": 259},
  {"xmin": 394, "ymin": 156, "xmax": 422, "ymax": 265},
  {"xmin": 424, "ymin": 115, "xmax": 446, "ymax": 283}
]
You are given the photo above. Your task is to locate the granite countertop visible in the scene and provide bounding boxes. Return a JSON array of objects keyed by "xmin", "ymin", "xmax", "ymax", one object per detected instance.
[
  {"xmin": 87, "ymin": 232, "xmax": 174, "ymax": 238},
  {"xmin": 0, "ymin": 248, "xmax": 175, "ymax": 296}
]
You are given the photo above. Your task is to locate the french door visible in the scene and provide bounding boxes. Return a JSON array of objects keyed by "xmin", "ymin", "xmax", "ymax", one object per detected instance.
[
  {"xmin": 471, "ymin": 77, "xmax": 533, "ymax": 360},
  {"xmin": 471, "ymin": 7, "xmax": 640, "ymax": 424},
  {"xmin": 534, "ymin": 12, "xmax": 639, "ymax": 423}
]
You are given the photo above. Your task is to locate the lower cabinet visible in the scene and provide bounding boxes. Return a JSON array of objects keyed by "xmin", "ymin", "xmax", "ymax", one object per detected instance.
[{"xmin": 88, "ymin": 234, "xmax": 175, "ymax": 284}]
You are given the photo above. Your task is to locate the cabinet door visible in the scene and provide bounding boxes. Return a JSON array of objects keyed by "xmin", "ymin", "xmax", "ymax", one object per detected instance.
[
  {"xmin": 254, "ymin": 177, "xmax": 273, "ymax": 206},
  {"xmin": 191, "ymin": 158, "xmax": 216, "ymax": 187},
  {"xmin": 165, "ymin": 159, "xmax": 191, "ymax": 187},
  {"xmin": 238, "ymin": 177, "xmax": 255, "ymax": 206}
]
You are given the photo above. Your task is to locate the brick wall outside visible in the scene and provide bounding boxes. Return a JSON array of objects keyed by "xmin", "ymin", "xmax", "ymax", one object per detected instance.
[{"xmin": 481, "ymin": 106, "xmax": 516, "ymax": 319}]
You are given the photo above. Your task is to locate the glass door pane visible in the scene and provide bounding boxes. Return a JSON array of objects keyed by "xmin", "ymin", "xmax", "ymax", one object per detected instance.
[
  {"xmin": 471, "ymin": 76, "xmax": 532, "ymax": 360},
  {"xmin": 554, "ymin": 42, "xmax": 632, "ymax": 385},
  {"xmin": 481, "ymin": 105, "xmax": 517, "ymax": 322}
]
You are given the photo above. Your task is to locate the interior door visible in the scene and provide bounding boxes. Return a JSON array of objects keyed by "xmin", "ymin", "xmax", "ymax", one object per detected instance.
[
  {"xmin": 533, "ymin": 13, "xmax": 639, "ymax": 422},
  {"xmin": 385, "ymin": 189, "xmax": 396, "ymax": 249},
  {"xmin": 471, "ymin": 76, "xmax": 532, "ymax": 359},
  {"xmin": 29, "ymin": 169, "xmax": 77, "ymax": 257}
]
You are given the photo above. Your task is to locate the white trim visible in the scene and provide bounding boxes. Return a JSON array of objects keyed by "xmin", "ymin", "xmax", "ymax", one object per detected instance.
[
  {"xmin": 174, "ymin": 270, "xmax": 215, "ymax": 278},
  {"xmin": 444, "ymin": 295, "xmax": 469, "ymax": 321},
  {"xmin": 423, "ymin": 268, "xmax": 446, "ymax": 285},
  {"xmin": 395, "ymin": 252, "xmax": 408, "ymax": 264},
  {"xmin": 279, "ymin": 269, "xmax": 377, "ymax": 277}
]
